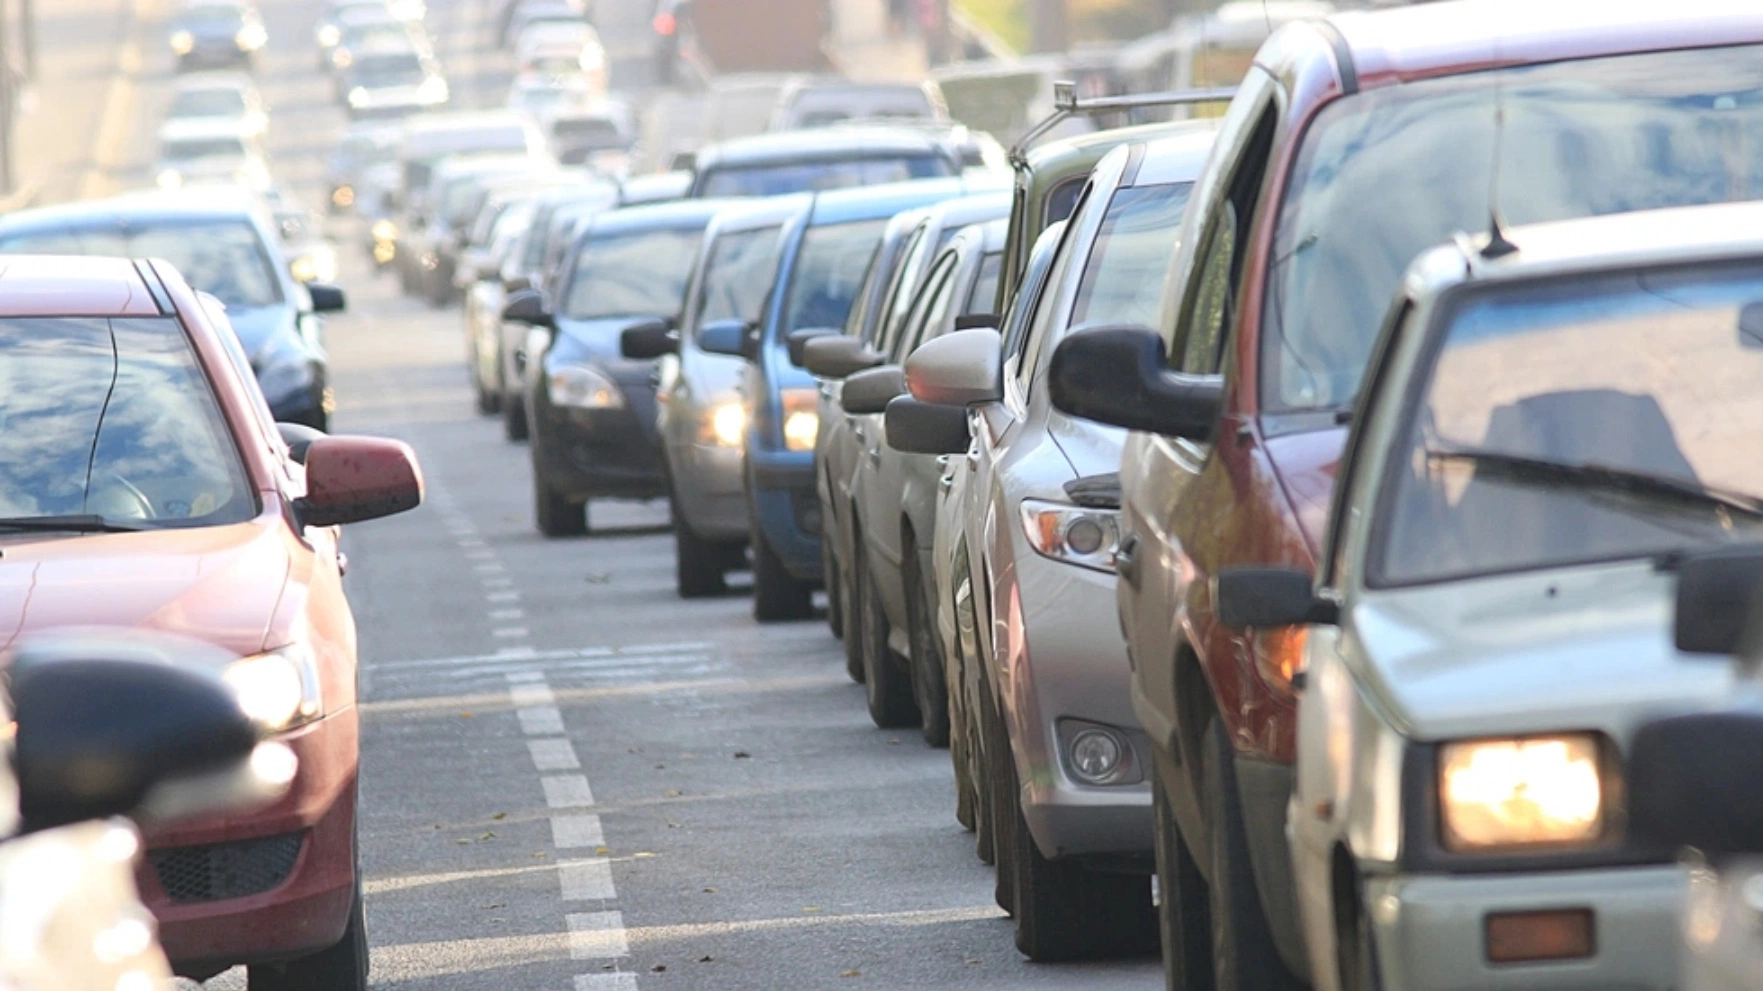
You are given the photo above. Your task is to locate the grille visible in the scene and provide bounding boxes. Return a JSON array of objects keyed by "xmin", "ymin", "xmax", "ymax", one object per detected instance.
[{"xmin": 149, "ymin": 832, "xmax": 304, "ymax": 904}]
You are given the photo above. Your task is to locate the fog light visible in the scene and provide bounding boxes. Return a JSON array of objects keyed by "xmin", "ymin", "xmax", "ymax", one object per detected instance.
[
  {"xmin": 1485, "ymin": 909, "xmax": 1594, "ymax": 964},
  {"xmin": 1059, "ymin": 720, "xmax": 1139, "ymax": 786}
]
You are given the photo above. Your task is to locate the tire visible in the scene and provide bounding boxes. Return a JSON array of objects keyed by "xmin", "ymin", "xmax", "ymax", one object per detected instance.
[
  {"xmin": 752, "ymin": 525, "xmax": 813, "ymax": 622},
  {"xmin": 1007, "ymin": 778, "xmax": 1158, "ymax": 961},
  {"xmin": 948, "ymin": 625, "xmax": 977, "ymax": 832},
  {"xmin": 503, "ymin": 393, "xmax": 529, "ymax": 441},
  {"xmin": 1202, "ymin": 716, "xmax": 1305, "ymax": 991},
  {"xmin": 675, "ymin": 502, "xmax": 730, "ymax": 598},
  {"xmin": 856, "ymin": 543, "xmax": 920, "ymax": 728},
  {"xmin": 248, "ymin": 888, "xmax": 368, "ymax": 991},
  {"xmin": 534, "ymin": 472, "xmax": 587, "ymax": 537},
  {"xmin": 474, "ymin": 375, "xmax": 501, "ymax": 415},
  {"xmin": 981, "ymin": 687, "xmax": 1017, "ymax": 915},
  {"xmin": 842, "ymin": 524, "xmax": 865, "ymax": 682},
  {"xmin": 904, "ymin": 551, "xmax": 950, "ymax": 748},
  {"xmin": 822, "ymin": 534, "xmax": 844, "ymax": 639},
  {"xmin": 1154, "ymin": 768, "xmax": 1214, "ymax": 991}
]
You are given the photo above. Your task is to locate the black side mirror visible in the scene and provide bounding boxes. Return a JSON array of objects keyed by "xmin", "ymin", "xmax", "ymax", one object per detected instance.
[
  {"xmin": 1213, "ymin": 567, "xmax": 1338, "ymax": 629},
  {"xmin": 884, "ymin": 395, "xmax": 970, "ymax": 455},
  {"xmin": 11, "ymin": 636, "xmax": 262, "ymax": 833},
  {"xmin": 1048, "ymin": 325, "xmax": 1223, "ymax": 441},
  {"xmin": 954, "ymin": 313, "xmax": 1000, "ymax": 332},
  {"xmin": 841, "ymin": 365, "xmax": 905, "ymax": 415},
  {"xmin": 502, "ymin": 289, "xmax": 555, "ymax": 329},
  {"xmin": 619, "ymin": 316, "xmax": 679, "ymax": 359},
  {"xmin": 277, "ymin": 421, "xmax": 326, "ymax": 464},
  {"xmin": 1674, "ymin": 546, "xmax": 1763, "ymax": 655},
  {"xmin": 787, "ymin": 327, "xmax": 840, "ymax": 368},
  {"xmin": 503, "ymin": 275, "xmax": 532, "ymax": 294},
  {"xmin": 307, "ymin": 283, "xmax": 347, "ymax": 314},
  {"xmin": 1630, "ymin": 708, "xmax": 1763, "ymax": 858},
  {"xmin": 699, "ymin": 318, "xmax": 755, "ymax": 360},
  {"xmin": 803, "ymin": 335, "xmax": 883, "ymax": 379}
]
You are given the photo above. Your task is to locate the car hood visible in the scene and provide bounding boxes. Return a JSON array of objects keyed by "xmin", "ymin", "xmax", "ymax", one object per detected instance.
[
  {"xmin": 1348, "ymin": 559, "xmax": 1737, "ymax": 744},
  {"xmin": 1048, "ymin": 412, "xmax": 1126, "ymax": 487},
  {"xmin": 554, "ymin": 316, "xmax": 659, "ymax": 381},
  {"xmin": 0, "ymin": 519, "xmax": 290, "ymax": 658},
  {"xmin": 1263, "ymin": 425, "xmax": 1348, "ymax": 557},
  {"xmin": 226, "ymin": 304, "xmax": 296, "ymax": 357}
]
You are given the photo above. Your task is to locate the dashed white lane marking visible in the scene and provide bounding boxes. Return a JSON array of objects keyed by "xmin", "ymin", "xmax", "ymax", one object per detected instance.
[
  {"xmin": 575, "ymin": 975, "xmax": 640, "ymax": 991},
  {"xmin": 566, "ymin": 912, "xmax": 630, "ymax": 958},
  {"xmin": 487, "ymin": 590, "xmax": 521, "ymax": 603},
  {"xmin": 498, "ymin": 645, "xmax": 538, "ymax": 659},
  {"xmin": 490, "ymin": 608, "xmax": 526, "ymax": 620},
  {"xmin": 528, "ymin": 738, "xmax": 580, "ymax": 771},
  {"xmin": 475, "ymin": 562, "xmax": 507, "ymax": 574},
  {"xmin": 551, "ymin": 814, "xmax": 605, "ymax": 849},
  {"xmin": 493, "ymin": 626, "xmax": 530, "ymax": 639},
  {"xmin": 466, "ymin": 549, "xmax": 497, "ymax": 561},
  {"xmin": 518, "ymin": 707, "xmax": 565, "ymax": 736},
  {"xmin": 542, "ymin": 775, "xmax": 596, "ymax": 808},
  {"xmin": 483, "ymin": 576, "xmax": 515, "ymax": 589},
  {"xmin": 559, "ymin": 859, "xmax": 616, "ymax": 901}
]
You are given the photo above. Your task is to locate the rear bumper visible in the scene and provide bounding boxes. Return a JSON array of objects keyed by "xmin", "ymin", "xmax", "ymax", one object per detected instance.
[{"xmin": 143, "ymin": 707, "xmax": 359, "ymax": 978}]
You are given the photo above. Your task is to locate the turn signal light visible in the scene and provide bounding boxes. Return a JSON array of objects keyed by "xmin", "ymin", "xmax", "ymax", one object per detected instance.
[{"xmin": 1485, "ymin": 909, "xmax": 1594, "ymax": 964}]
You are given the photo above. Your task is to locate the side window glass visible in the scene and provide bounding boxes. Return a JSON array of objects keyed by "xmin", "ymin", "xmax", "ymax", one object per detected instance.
[
  {"xmin": 893, "ymin": 255, "xmax": 957, "ymax": 363},
  {"xmin": 1179, "ymin": 202, "xmax": 1238, "ymax": 373},
  {"xmin": 1016, "ymin": 186, "xmax": 1093, "ymax": 391},
  {"xmin": 693, "ymin": 224, "xmax": 782, "ymax": 335},
  {"xmin": 876, "ymin": 224, "xmax": 931, "ymax": 356},
  {"xmin": 1002, "ymin": 219, "xmax": 1066, "ymax": 362}
]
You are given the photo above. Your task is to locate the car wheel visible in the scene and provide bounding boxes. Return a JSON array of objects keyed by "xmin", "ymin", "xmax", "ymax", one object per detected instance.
[
  {"xmin": 247, "ymin": 887, "xmax": 368, "ymax": 991},
  {"xmin": 842, "ymin": 518, "xmax": 865, "ymax": 683},
  {"xmin": 503, "ymin": 393, "xmax": 529, "ymax": 441},
  {"xmin": 674, "ymin": 502, "xmax": 730, "ymax": 598},
  {"xmin": 946, "ymin": 620, "xmax": 976, "ymax": 833},
  {"xmin": 474, "ymin": 374, "xmax": 501, "ymax": 415},
  {"xmin": 821, "ymin": 535, "xmax": 844, "ymax": 640},
  {"xmin": 904, "ymin": 552, "xmax": 949, "ymax": 748},
  {"xmin": 856, "ymin": 543, "xmax": 920, "ymax": 729},
  {"xmin": 752, "ymin": 525, "xmax": 812, "ymax": 622},
  {"xmin": 1202, "ymin": 715, "xmax": 1305, "ymax": 991},
  {"xmin": 1154, "ymin": 767, "xmax": 1213, "ymax": 991},
  {"xmin": 534, "ymin": 472, "xmax": 587, "ymax": 538},
  {"xmin": 980, "ymin": 687, "xmax": 1016, "ymax": 914}
]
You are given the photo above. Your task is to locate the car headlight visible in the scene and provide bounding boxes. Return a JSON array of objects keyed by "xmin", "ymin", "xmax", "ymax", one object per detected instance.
[
  {"xmin": 235, "ymin": 24, "xmax": 267, "ymax": 50},
  {"xmin": 290, "ymin": 256, "xmax": 319, "ymax": 283},
  {"xmin": 1019, "ymin": 499, "xmax": 1120, "ymax": 573},
  {"xmin": 1438, "ymin": 734, "xmax": 1604, "ymax": 851},
  {"xmin": 698, "ymin": 399, "xmax": 745, "ymax": 447},
  {"xmin": 550, "ymin": 364, "xmax": 624, "ymax": 409},
  {"xmin": 347, "ymin": 86, "xmax": 370, "ymax": 107},
  {"xmin": 156, "ymin": 169, "xmax": 182, "ymax": 190},
  {"xmin": 331, "ymin": 184, "xmax": 355, "ymax": 208},
  {"xmin": 223, "ymin": 645, "xmax": 322, "ymax": 731},
  {"xmin": 170, "ymin": 30, "xmax": 194, "ymax": 54},
  {"xmin": 316, "ymin": 24, "xmax": 341, "ymax": 47},
  {"xmin": 780, "ymin": 387, "xmax": 818, "ymax": 452},
  {"xmin": 371, "ymin": 219, "xmax": 398, "ymax": 242},
  {"xmin": 418, "ymin": 75, "xmax": 449, "ymax": 103}
]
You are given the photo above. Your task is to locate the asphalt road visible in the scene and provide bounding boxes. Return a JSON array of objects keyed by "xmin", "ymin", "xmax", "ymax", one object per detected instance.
[{"xmin": 20, "ymin": 0, "xmax": 1161, "ymax": 987}]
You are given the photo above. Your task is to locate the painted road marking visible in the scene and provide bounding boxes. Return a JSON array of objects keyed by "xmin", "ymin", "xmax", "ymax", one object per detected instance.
[
  {"xmin": 528, "ymin": 738, "xmax": 580, "ymax": 771},
  {"xmin": 574, "ymin": 975, "xmax": 640, "ymax": 991},
  {"xmin": 518, "ymin": 707, "xmax": 565, "ymax": 736},
  {"xmin": 566, "ymin": 912, "xmax": 629, "ymax": 958},
  {"xmin": 551, "ymin": 814, "xmax": 605, "ymax": 849},
  {"xmin": 542, "ymin": 775, "xmax": 596, "ymax": 808},
  {"xmin": 559, "ymin": 859, "xmax": 616, "ymax": 901},
  {"xmin": 509, "ymin": 682, "xmax": 555, "ymax": 707}
]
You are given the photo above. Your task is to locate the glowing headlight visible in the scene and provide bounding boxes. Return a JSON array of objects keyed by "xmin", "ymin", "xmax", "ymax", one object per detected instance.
[
  {"xmin": 316, "ymin": 25, "xmax": 341, "ymax": 47},
  {"xmin": 223, "ymin": 645, "xmax": 322, "ymax": 731},
  {"xmin": 780, "ymin": 388, "xmax": 818, "ymax": 452},
  {"xmin": 331, "ymin": 185, "xmax": 355, "ymax": 208},
  {"xmin": 698, "ymin": 400, "xmax": 745, "ymax": 448},
  {"xmin": 371, "ymin": 219, "xmax": 398, "ymax": 242},
  {"xmin": 418, "ymin": 75, "xmax": 450, "ymax": 103},
  {"xmin": 1020, "ymin": 499, "xmax": 1120, "ymax": 573},
  {"xmin": 290, "ymin": 256, "xmax": 318, "ymax": 283},
  {"xmin": 1439, "ymin": 735, "xmax": 1604, "ymax": 851},
  {"xmin": 170, "ymin": 30, "xmax": 194, "ymax": 54},
  {"xmin": 235, "ymin": 24, "xmax": 267, "ymax": 50},
  {"xmin": 347, "ymin": 86, "xmax": 370, "ymax": 107},
  {"xmin": 156, "ymin": 169, "xmax": 183, "ymax": 190},
  {"xmin": 550, "ymin": 364, "xmax": 623, "ymax": 409}
]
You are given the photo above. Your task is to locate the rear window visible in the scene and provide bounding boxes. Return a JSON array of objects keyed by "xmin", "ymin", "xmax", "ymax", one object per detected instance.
[
  {"xmin": 170, "ymin": 88, "xmax": 248, "ymax": 118},
  {"xmin": 782, "ymin": 219, "xmax": 888, "ymax": 334},
  {"xmin": 698, "ymin": 155, "xmax": 952, "ymax": 197}
]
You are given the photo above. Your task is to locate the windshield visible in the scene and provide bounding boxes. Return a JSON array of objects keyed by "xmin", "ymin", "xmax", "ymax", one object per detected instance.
[
  {"xmin": 0, "ymin": 221, "xmax": 282, "ymax": 309},
  {"xmin": 180, "ymin": 5, "xmax": 244, "ymax": 27},
  {"xmin": 0, "ymin": 317, "xmax": 254, "ymax": 527},
  {"xmin": 1072, "ymin": 182, "xmax": 1192, "ymax": 328},
  {"xmin": 170, "ymin": 88, "xmax": 248, "ymax": 118},
  {"xmin": 699, "ymin": 155, "xmax": 952, "ymax": 197},
  {"xmin": 352, "ymin": 52, "xmax": 424, "ymax": 84},
  {"xmin": 1265, "ymin": 44, "xmax": 1763, "ymax": 414},
  {"xmin": 1374, "ymin": 261, "xmax": 1763, "ymax": 586},
  {"xmin": 162, "ymin": 136, "xmax": 249, "ymax": 161},
  {"xmin": 694, "ymin": 224, "xmax": 782, "ymax": 332},
  {"xmin": 563, "ymin": 226, "xmax": 703, "ymax": 320},
  {"xmin": 782, "ymin": 219, "xmax": 887, "ymax": 335}
]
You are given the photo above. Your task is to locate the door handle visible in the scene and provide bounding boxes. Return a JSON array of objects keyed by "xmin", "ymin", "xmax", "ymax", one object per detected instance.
[
  {"xmin": 1116, "ymin": 532, "xmax": 1141, "ymax": 588},
  {"xmin": 853, "ymin": 424, "xmax": 867, "ymax": 444}
]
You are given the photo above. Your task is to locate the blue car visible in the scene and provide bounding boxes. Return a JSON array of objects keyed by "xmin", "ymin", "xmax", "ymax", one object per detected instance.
[{"xmin": 700, "ymin": 180, "xmax": 984, "ymax": 620}]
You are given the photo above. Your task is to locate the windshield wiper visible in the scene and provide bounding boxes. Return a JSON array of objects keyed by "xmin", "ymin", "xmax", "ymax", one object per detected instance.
[
  {"xmin": 1427, "ymin": 447, "xmax": 1763, "ymax": 521},
  {"xmin": 0, "ymin": 515, "xmax": 147, "ymax": 534}
]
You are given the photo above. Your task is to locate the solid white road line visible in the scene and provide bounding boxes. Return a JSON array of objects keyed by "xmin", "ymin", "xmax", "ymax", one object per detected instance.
[
  {"xmin": 528, "ymin": 738, "xmax": 581, "ymax": 771},
  {"xmin": 518, "ymin": 707, "xmax": 565, "ymax": 736},
  {"xmin": 542, "ymin": 776, "xmax": 596, "ymax": 808},
  {"xmin": 574, "ymin": 973, "xmax": 640, "ymax": 991},
  {"xmin": 559, "ymin": 859, "xmax": 617, "ymax": 901},
  {"xmin": 552, "ymin": 814, "xmax": 605, "ymax": 849},
  {"xmin": 492, "ymin": 626, "xmax": 530, "ymax": 639},
  {"xmin": 566, "ymin": 912, "xmax": 630, "ymax": 959}
]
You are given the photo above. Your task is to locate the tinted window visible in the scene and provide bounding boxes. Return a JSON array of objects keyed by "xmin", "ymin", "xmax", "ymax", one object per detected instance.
[
  {"xmin": 0, "ymin": 221, "xmax": 282, "ymax": 309},
  {"xmin": 162, "ymin": 136, "xmax": 250, "ymax": 161},
  {"xmin": 181, "ymin": 4, "xmax": 244, "ymax": 26},
  {"xmin": 170, "ymin": 89, "xmax": 248, "ymax": 118},
  {"xmin": 782, "ymin": 219, "xmax": 887, "ymax": 334},
  {"xmin": 699, "ymin": 155, "xmax": 953, "ymax": 197},
  {"xmin": 351, "ymin": 51, "xmax": 425, "ymax": 83},
  {"xmin": 1071, "ymin": 182, "xmax": 1192, "ymax": 328},
  {"xmin": 695, "ymin": 224, "xmax": 782, "ymax": 332},
  {"xmin": 564, "ymin": 226, "xmax": 704, "ymax": 320},
  {"xmin": 1266, "ymin": 43, "xmax": 1763, "ymax": 413},
  {"xmin": 1043, "ymin": 176, "xmax": 1085, "ymax": 227},
  {"xmin": 0, "ymin": 317, "xmax": 253, "ymax": 526}
]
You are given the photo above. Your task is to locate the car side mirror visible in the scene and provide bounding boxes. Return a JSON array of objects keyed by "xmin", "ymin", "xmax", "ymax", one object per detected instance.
[
  {"xmin": 307, "ymin": 283, "xmax": 346, "ymax": 314},
  {"xmin": 297, "ymin": 435, "xmax": 425, "ymax": 527},
  {"xmin": 276, "ymin": 421, "xmax": 326, "ymax": 465},
  {"xmin": 885, "ymin": 395, "xmax": 970, "ymax": 455},
  {"xmin": 9, "ymin": 634, "xmax": 270, "ymax": 834},
  {"xmin": 904, "ymin": 328, "xmax": 1000, "ymax": 406},
  {"xmin": 1630, "ymin": 707, "xmax": 1763, "ymax": 858},
  {"xmin": 1048, "ymin": 325, "xmax": 1223, "ymax": 441},
  {"xmin": 1213, "ymin": 567, "xmax": 1338, "ymax": 628},
  {"xmin": 1674, "ymin": 546, "xmax": 1763, "ymax": 656},
  {"xmin": 841, "ymin": 365, "xmax": 905, "ymax": 415},
  {"xmin": 787, "ymin": 327, "xmax": 840, "ymax": 368},
  {"xmin": 803, "ymin": 335, "xmax": 883, "ymax": 379},
  {"xmin": 698, "ymin": 318, "xmax": 755, "ymax": 360},
  {"xmin": 502, "ymin": 289, "xmax": 555, "ymax": 329},
  {"xmin": 954, "ymin": 313, "xmax": 999, "ymax": 332},
  {"xmin": 620, "ymin": 317, "xmax": 679, "ymax": 359}
]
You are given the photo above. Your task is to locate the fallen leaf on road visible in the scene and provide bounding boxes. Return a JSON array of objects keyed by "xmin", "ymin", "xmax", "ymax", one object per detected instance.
[
  {"xmin": 460, "ymin": 712, "xmax": 474, "ymax": 718},
  {"xmin": 480, "ymin": 832, "xmax": 495, "ymax": 840},
  {"xmin": 698, "ymin": 955, "xmax": 713, "ymax": 963},
  {"xmin": 650, "ymin": 964, "xmax": 666, "ymax": 973},
  {"xmin": 634, "ymin": 852, "xmax": 655, "ymax": 859},
  {"xmin": 595, "ymin": 845, "xmax": 610, "ymax": 855},
  {"xmin": 702, "ymin": 887, "xmax": 716, "ymax": 894},
  {"xmin": 733, "ymin": 751, "xmax": 751, "ymax": 759},
  {"xmin": 533, "ymin": 852, "xmax": 548, "ymax": 859},
  {"xmin": 665, "ymin": 789, "xmax": 683, "ymax": 797},
  {"xmin": 455, "ymin": 839, "xmax": 471, "ymax": 845},
  {"xmin": 491, "ymin": 812, "xmax": 507, "ymax": 821},
  {"xmin": 965, "ymin": 958, "xmax": 980, "ymax": 965},
  {"xmin": 586, "ymin": 573, "xmax": 611, "ymax": 584},
  {"xmin": 803, "ymin": 906, "xmax": 821, "ymax": 913},
  {"xmin": 841, "ymin": 969, "xmax": 861, "ymax": 978}
]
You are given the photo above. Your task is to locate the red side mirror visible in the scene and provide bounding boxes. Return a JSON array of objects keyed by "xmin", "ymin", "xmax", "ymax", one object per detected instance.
[{"xmin": 299, "ymin": 436, "xmax": 424, "ymax": 527}]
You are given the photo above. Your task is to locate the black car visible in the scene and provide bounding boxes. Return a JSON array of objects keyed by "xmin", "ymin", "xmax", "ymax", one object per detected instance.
[{"xmin": 505, "ymin": 198, "xmax": 735, "ymax": 536}]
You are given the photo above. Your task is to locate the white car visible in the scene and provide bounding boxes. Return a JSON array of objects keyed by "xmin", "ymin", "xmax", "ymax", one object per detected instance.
[
  {"xmin": 165, "ymin": 72, "xmax": 267, "ymax": 138},
  {"xmin": 153, "ymin": 118, "xmax": 271, "ymax": 191}
]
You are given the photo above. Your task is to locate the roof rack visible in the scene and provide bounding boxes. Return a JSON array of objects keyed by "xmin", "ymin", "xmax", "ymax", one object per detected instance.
[{"xmin": 1008, "ymin": 82, "xmax": 1237, "ymax": 164}]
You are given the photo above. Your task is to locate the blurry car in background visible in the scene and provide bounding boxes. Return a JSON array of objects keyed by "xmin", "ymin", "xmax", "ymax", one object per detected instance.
[
  {"xmin": 500, "ymin": 0, "xmax": 592, "ymax": 49},
  {"xmin": 408, "ymin": 154, "xmax": 554, "ymax": 306},
  {"xmin": 769, "ymin": 78, "xmax": 949, "ymax": 130},
  {"xmin": 326, "ymin": 119, "xmax": 401, "ymax": 213},
  {"xmin": 268, "ymin": 197, "xmax": 339, "ymax": 286},
  {"xmin": 166, "ymin": 72, "xmax": 268, "ymax": 139},
  {"xmin": 685, "ymin": 125, "xmax": 964, "ymax": 198},
  {"xmin": 546, "ymin": 102, "xmax": 635, "ymax": 173},
  {"xmin": 154, "ymin": 119, "xmax": 272, "ymax": 192},
  {"xmin": 170, "ymin": 0, "xmax": 266, "ymax": 73},
  {"xmin": 338, "ymin": 41, "xmax": 449, "ymax": 120},
  {"xmin": 506, "ymin": 73, "xmax": 593, "ymax": 123},
  {"xmin": 326, "ymin": 3, "xmax": 430, "ymax": 76},
  {"xmin": 0, "ymin": 192, "xmax": 348, "ymax": 430}
]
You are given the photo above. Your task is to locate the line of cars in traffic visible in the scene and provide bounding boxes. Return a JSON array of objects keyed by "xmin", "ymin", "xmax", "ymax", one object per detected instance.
[{"xmin": 386, "ymin": 1, "xmax": 1763, "ymax": 988}]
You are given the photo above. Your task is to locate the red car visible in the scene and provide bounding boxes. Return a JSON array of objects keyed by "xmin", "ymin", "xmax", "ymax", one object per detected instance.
[{"xmin": 0, "ymin": 254, "xmax": 421, "ymax": 989}]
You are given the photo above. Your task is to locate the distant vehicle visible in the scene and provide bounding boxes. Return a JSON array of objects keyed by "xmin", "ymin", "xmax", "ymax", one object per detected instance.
[
  {"xmin": 170, "ymin": 0, "xmax": 266, "ymax": 72},
  {"xmin": 545, "ymin": 103, "xmax": 634, "ymax": 172},
  {"xmin": 165, "ymin": 72, "xmax": 267, "ymax": 138},
  {"xmin": 325, "ymin": 119, "xmax": 401, "ymax": 212},
  {"xmin": 505, "ymin": 74, "xmax": 593, "ymax": 123},
  {"xmin": 0, "ymin": 254, "xmax": 423, "ymax": 990},
  {"xmin": 267, "ymin": 196, "xmax": 339, "ymax": 285},
  {"xmin": 0, "ymin": 192, "xmax": 349, "ymax": 430},
  {"xmin": 326, "ymin": 4, "xmax": 429, "ymax": 74},
  {"xmin": 685, "ymin": 125, "xmax": 963, "ymax": 198},
  {"xmin": 338, "ymin": 42, "xmax": 448, "ymax": 119},
  {"xmin": 406, "ymin": 155, "xmax": 553, "ymax": 306},
  {"xmin": 500, "ymin": 0, "xmax": 591, "ymax": 49},
  {"xmin": 315, "ymin": 0, "xmax": 395, "ymax": 55},
  {"xmin": 390, "ymin": 111, "xmax": 549, "ymax": 281},
  {"xmin": 769, "ymin": 78, "xmax": 949, "ymax": 130},
  {"xmin": 153, "ymin": 118, "xmax": 271, "ymax": 192}
]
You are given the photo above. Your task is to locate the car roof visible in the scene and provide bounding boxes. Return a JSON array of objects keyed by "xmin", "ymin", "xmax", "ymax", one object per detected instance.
[
  {"xmin": 583, "ymin": 197, "xmax": 746, "ymax": 237},
  {"xmin": 1022, "ymin": 119, "xmax": 1206, "ymax": 175},
  {"xmin": 695, "ymin": 125, "xmax": 954, "ymax": 169},
  {"xmin": 908, "ymin": 188, "xmax": 1012, "ymax": 234},
  {"xmin": 0, "ymin": 190, "xmax": 269, "ymax": 233},
  {"xmin": 706, "ymin": 193, "xmax": 815, "ymax": 235},
  {"xmin": 979, "ymin": 216, "xmax": 1008, "ymax": 251},
  {"xmin": 401, "ymin": 110, "xmax": 532, "ymax": 138},
  {"xmin": 808, "ymin": 176, "xmax": 978, "ymax": 225},
  {"xmin": 1326, "ymin": 0, "xmax": 1763, "ymax": 91},
  {"xmin": 0, "ymin": 256, "xmax": 164, "ymax": 318}
]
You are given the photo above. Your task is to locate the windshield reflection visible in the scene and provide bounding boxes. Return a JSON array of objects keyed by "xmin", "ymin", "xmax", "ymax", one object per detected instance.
[{"xmin": 0, "ymin": 221, "xmax": 283, "ymax": 309}]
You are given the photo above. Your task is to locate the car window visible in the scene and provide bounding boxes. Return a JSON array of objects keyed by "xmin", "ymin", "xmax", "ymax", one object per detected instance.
[
  {"xmin": 874, "ymin": 222, "xmax": 930, "ymax": 355},
  {"xmin": 1070, "ymin": 181, "xmax": 1193, "ymax": 329},
  {"xmin": 1375, "ymin": 261, "xmax": 1763, "ymax": 586},
  {"xmin": 694, "ymin": 223, "xmax": 783, "ymax": 333},
  {"xmin": 0, "ymin": 317, "xmax": 255, "ymax": 526},
  {"xmin": 170, "ymin": 88, "xmax": 248, "ymax": 118},
  {"xmin": 781, "ymin": 219, "xmax": 887, "ymax": 335},
  {"xmin": 698, "ymin": 156, "xmax": 953, "ymax": 197},
  {"xmin": 563, "ymin": 226, "xmax": 704, "ymax": 320},
  {"xmin": 1265, "ymin": 42, "xmax": 1763, "ymax": 413},
  {"xmin": 0, "ymin": 221, "xmax": 284, "ymax": 309},
  {"xmin": 1015, "ymin": 185, "xmax": 1094, "ymax": 392},
  {"xmin": 1001, "ymin": 220, "xmax": 1065, "ymax": 362},
  {"xmin": 891, "ymin": 253, "xmax": 956, "ymax": 363},
  {"xmin": 1042, "ymin": 175, "xmax": 1086, "ymax": 229},
  {"xmin": 967, "ymin": 252, "xmax": 1001, "ymax": 314},
  {"xmin": 161, "ymin": 136, "xmax": 251, "ymax": 161}
]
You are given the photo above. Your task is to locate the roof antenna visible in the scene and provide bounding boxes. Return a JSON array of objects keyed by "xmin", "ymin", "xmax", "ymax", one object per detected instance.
[{"xmin": 1480, "ymin": 32, "xmax": 1518, "ymax": 260}]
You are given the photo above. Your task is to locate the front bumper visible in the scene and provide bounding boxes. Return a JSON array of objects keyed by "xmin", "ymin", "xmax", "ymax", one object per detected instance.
[
  {"xmin": 533, "ymin": 402, "xmax": 665, "ymax": 500},
  {"xmin": 1366, "ymin": 863, "xmax": 1684, "ymax": 991},
  {"xmin": 141, "ymin": 707, "xmax": 360, "ymax": 979},
  {"xmin": 749, "ymin": 448, "xmax": 821, "ymax": 581},
  {"xmin": 668, "ymin": 441, "xmax": 747, "ymax": 542}
]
